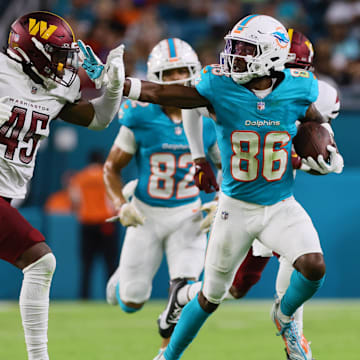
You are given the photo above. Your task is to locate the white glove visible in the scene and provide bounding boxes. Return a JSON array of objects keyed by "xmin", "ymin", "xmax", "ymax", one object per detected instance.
[
  {"xmin": 105, "ymin": 44, "xmax": 125, "ymax": 95},
  {"xmin": 199, "ymin": 200, "xmax": 217, "ymax": 233},
  {"xmin": 302, "ymin": 145, "xmax": 344, "ymax": 174},
  {"xmin": 299, "ymin": 161, "xmax": 311, "ymax": 172},
  {"xmin": 0, "ymin": 97, "xmax": 12, "ymax": 126},
  {"xmin": 118, "ymin": 202, "xmax": 145, "ymax": 227}
]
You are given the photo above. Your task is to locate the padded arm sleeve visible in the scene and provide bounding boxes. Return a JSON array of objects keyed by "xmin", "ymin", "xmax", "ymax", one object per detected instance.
[
  {"xmin": 182, "ymin": 108, "xmax": 205, "ymax": 160},
  {"xmin": 88, "ymin": 87, "xmax": 122, "ymax": 130},
  {"xmin": 114, "ymin": 125, "xmax": 137, "ymax": 154}
]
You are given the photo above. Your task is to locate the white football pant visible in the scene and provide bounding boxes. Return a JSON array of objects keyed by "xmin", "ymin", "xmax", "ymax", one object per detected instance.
[
  {"xmin": 118, "ymin": 197, "xmax": 206, "ymax": 304},
  {"xmin": 202, "ymin": 193, "xmax": 322, "ymax": 304}
]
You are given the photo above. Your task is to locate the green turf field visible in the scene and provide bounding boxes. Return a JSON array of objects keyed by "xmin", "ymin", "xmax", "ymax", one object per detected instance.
[{"xmin": 1, "ymin": 300, "xmax": 359, "ymax": 360}]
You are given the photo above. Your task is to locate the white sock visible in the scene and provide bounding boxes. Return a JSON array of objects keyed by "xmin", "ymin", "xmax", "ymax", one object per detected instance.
[
  {"xmin": 275, "ymin": 256, "xmax": 293, "ymax": 324},
  {"xmin": 277, "ymin": 304, "xmax": 292, "ymax": 323},
  {"xmin": 177, "ymin": 281, "xmax": 202, "ymax": 306},
  {"xmin": 20, "ymin": 253, "xmax": 56, "ymax": 360},
  {"xmin": 275, "ymin": 256, "xmax": 293, "ymax": 299},
  {"xmin": 276, "ymin": 258, "xmax": 304, "ymax": 333},
  {"xmin": 294, "ymin": 305, "xmax": 304, "ymax": 334}
]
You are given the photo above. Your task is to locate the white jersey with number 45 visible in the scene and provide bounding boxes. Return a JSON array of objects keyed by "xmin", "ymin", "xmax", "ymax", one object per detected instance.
[{"xmin": 0, "ymin": 53, "xmax": 81, "ymax": 199}]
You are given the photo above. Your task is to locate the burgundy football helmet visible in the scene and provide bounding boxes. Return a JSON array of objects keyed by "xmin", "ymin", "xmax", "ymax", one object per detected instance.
[
  {"xmin": 7, "ymin": 11, "xmax": 79, "ymax": 87},
  {"xmin": 286, "ymin": 28, "xmax": 314, "ymax": 71}
]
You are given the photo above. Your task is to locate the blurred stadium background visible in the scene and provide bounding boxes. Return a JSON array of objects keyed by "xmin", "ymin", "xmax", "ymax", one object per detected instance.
[
  {"xmin": 1, "ymin": 1, "xmax": 359, "ymax": 359},
  {"xmin": 0, "ymin": 0, "xmax": 359, "ymax": 309}
]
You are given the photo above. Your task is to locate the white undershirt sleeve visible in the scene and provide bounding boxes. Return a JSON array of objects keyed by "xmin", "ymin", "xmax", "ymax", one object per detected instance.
[
  {"xmin": 182, "ymin": 108, "xmax": 205, "ymax": 160},
  {"xmin": 208, "ymin": 142, "xmax": 221, "ymax": 167},
  {"xmin": 114, "ymin": 125, "xmax": 137, "ymax": 154}
]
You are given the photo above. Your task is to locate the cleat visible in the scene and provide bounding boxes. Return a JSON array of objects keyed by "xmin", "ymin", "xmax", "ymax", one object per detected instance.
[
  {"xmin": 286, "ymin": 336, "xmax": 315, "ymax": 360},
  {"xmin": 271, "ymin": 299, "xmax": 312, "ymax": 360},
  {"xmin": 106, "ymin": 267, "xmax": 121, "ymax": 305},
  {"xmin": 157, "ymin": 278, "xmax": 187, "ymax": 338},
  {"xmin": 153, "ymin": 348, "xmax": 166, "ymax": 360}
]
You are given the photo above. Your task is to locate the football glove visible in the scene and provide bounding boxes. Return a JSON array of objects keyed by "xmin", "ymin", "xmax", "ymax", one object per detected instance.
[
  {"xmin": 0, "ymin": 97, "xmax": 12, "ymax": 126},
  {"xmin": 301, "ymin": 145, "xmax": 344, "ymax": 174},
  {"xmin": 105, "ymin": 44, "xmax": 125, "ymax": 95},
  {"xmin": 78, "ymin": 40, "xmax": 107, "ymax": 89},
  {"xmin": 194, "ymin": 161, "xmax": 219, "ymax": 193},
  {"xmin": 199, "ymin": 201, "xmax": 217, "ymax": 233},
  {"xmin": 118, "ymin": 202, "xmax": 145, "ymax": 227}
]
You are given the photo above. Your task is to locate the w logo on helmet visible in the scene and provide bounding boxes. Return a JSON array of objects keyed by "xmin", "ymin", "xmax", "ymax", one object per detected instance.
[{"xmin": 28, "ymin": 18, "xmax": 57, "ymax": 40}]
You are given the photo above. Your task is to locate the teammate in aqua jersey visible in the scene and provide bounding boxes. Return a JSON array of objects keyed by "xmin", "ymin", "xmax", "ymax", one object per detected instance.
[
  {"xmin": 82, "ymin": 14, "xmax": 344, "ymax": 360},
  {"xmin": 0, "ymin": 11, "xmax": 125, "ymax": 359},
  {"xmin": 102, "ymin": 38, "xmax": 220, "ymax": 356}
]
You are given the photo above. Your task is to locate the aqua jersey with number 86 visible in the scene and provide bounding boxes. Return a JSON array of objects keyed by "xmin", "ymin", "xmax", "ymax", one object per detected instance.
[{"xmin": 195, "ymin": 66, "xmax": 319, "ymax": 205}]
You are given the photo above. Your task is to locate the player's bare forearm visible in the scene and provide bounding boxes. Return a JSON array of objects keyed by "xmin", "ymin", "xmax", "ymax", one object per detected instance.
[
  {"xmin": 300, "ymin": 103, "xmax": 325, "ymax": 124},
  {"xmin": 103, "ymin": 146, "xmax": 133, "ymax": 209},
  {"xmin": 58, "ymin": 100, "xmax": 95, "ymax": 127},
  {"xmin": 123, "ymin": 79, "xmax": 210, "ymax": 108}
]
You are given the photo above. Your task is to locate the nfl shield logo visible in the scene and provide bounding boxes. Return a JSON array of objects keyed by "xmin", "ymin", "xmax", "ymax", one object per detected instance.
[
  {"xmin": 174, "ymin": 126, "xmax": 182, "ymax": 135},
  {"xmin": 257, "ymin": 101, "xmax": 265, "ymax": 111},
  {"xmin": 221, "ymin": 211, "xmax": 229, "ymax": 220},
  {"xmin": 31, "ymin": 86, "xmax": 37, "ymax": 94}
]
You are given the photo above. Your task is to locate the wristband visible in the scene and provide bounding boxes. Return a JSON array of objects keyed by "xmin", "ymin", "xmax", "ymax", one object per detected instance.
[{"xmin": 127, "ymin": 77, "xmax": 141, "ymax": 100}]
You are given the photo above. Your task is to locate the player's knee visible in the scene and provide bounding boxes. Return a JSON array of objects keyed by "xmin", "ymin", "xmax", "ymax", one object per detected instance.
[
  {"xmin": 198, "ymin": 291, "xmax": 219, "ymax": 313},
  {"xmin": 23, "ymin": 253, "xmax": 56, "ymax": 286},
  {"xmin": 309, "ymin": 258, "xmax": 326, "ymax": 281},
  {"xmin": 120, "ymin": 281, "xmax": 149, "ymax": 307},
  {"xmin": 118, "ymin": 298, "xmax": 143, "ymax": 313},
  {"xmin": 294, "ymin": 253, "xmax": 326, "ymax": 281}
]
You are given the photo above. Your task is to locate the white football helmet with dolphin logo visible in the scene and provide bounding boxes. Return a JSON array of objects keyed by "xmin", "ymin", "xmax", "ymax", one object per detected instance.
[
  {"xmin": 147, "ymin": 38, "xmax": 201, "ymax": 85},
  {"xmin": 220, "ymin": 14, "xmax": 290, "ymax": 84}
]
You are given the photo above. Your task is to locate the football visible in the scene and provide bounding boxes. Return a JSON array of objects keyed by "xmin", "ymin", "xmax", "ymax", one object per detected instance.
[{"xmin": 293, "ymin": 122, "xmax": 333, "ymax": 161}]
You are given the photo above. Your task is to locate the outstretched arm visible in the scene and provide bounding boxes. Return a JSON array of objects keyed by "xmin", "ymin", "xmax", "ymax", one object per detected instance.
[
  {"xmin": 123, "ymin": 79, "xmax": 210, "ymax": 109},
  {"xmin": 60, "ymin": 43, "xmax": 125, "ymax": 129},
  {"xmin": 58, "ymin": 99, "xmax": 94, "ymax": 127}
]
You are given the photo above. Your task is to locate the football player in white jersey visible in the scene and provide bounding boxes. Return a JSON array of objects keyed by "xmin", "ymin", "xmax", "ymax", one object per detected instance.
[
  {"xmin": 0, "ymin": 11, "xmax": 125, "ymax": 360},
  {"xmin": 156, "ymin": 29, "xmax": 341, "ymax": 360},
  {"xmin": 101, "ymin": 38, "xmax": 220, "ymax": 355}
]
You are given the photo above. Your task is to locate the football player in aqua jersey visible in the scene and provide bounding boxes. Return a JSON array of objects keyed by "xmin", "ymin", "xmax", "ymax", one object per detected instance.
[
  {"xmin": 233, "ymin": 29, "xmax": 341, "ymax": 360},
  {"xmin": 0, "ymin": 11, "xmax": 125, "ymax": 359},
  {"xmin": 159, "ymin": 28, "xmax": 341, "ymax": 360},
  {"xmin": 101, "ymin": 38, "xmax": 221, "ymax": 355},
  {"xmin": 82, "ymin": 15, "xmax": 343, "ymax": 360}
]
